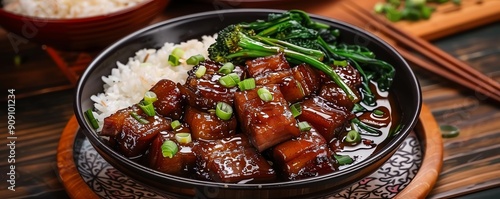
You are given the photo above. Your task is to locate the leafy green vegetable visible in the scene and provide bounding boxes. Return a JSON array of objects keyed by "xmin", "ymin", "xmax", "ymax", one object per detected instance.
[
  {"xmin": 374, "ymin": 0, "xmax": 461, "ymax": 22},
  {"xmin": 208, "ymin": 10, "xmax": 397, "ymax": 105}
]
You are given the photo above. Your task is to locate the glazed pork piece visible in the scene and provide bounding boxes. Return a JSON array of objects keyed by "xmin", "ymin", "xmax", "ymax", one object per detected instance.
[
  {"xmin": 147, "ymin": 129, "xmax": 196, "ymax": 176},
  {"xmin": 234, "ymin": 84, "xmax": 301, "ymax": 152},
  {"xmin": 193, "ymin": 134, "xmax": 276, "ymax": 183},
  {"xmin": 296, "ymin": 96, "xmax": 353, "ymax": 142},
  {"xmin": 149, "ymin": 79, "xmax": 184, "ymax": 120},
  {"xmin": 247, "ymin": 53, "xmax": 310, "ymax": 103},
  {"xmin": 245, "ymin": 52, "xmax": 291, "ymax": 77},
  {"xmin": 184, "ymin": 106, "xmax": 237, "ymax": 140},
  {"xmin": 102, "ymin": 104, "xmax": 171, "ymax": 157},
  {"xmin": 272, "ymin": 127, "xmax": 336, "ymax": 180},
  {"xmin": 318, "ymin": 63, "xmax": 362, "ymax": 110},
  {"xmin": 291, "ymin": 63, "xmax": 321, "ymax": 96},
  {"xmin": 179, "ymin": 60, "xmax": 245, "ymax": 111}
]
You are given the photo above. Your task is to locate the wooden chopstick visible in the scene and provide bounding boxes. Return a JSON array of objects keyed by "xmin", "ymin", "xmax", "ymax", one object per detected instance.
[
  {"xmin": 342, "ymin": 2, "xmax": 500, "ymax": 103},
  {"xmin": 349, "ymin": 2, "xmax": 500, "ymax": 92},
  {"xmin": 398, "ymin": 49, "xmax": 500, "ymax": 102}
]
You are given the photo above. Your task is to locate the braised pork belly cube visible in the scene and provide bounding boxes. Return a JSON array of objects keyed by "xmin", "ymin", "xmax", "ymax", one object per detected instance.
[
  {"xmin": 101, "ymin": 105, "xmax": 136, "ymax": 137},
  {"xmin": 254, "ymin": 70, "xmax": 306, "ymax": 103},
  {"xmin": 272, "ymin": 128, "xmax": 336, "ymax": 180},
  {"xmin": 234, "ymin": 84, "xmax": 301, "ymax": 152},
  {"xmin": 149, "ymin": 79, "xmax": 184, "ymax": 120},
  {"xmin": 334, "ymin": 63, "xmax": 362, "ymax": 89},
  {"xmin": 319, "ymin": 82, "xmax": 356, "ymax": 111},
  {"xmin": 179, "ymin": 60, "xmax": 245, "ymax": 110},
  {"xmin": 317, "ymin": 63, "xmax": 362, "ymax": 106},
  {"xmin": 247, "ymin": 53, "xmax": 305, "ymax": 102},
  {"xmin": 245, "ymin": 53, "xmax": 290, "ymax": 77},
  {"xmin": 184, "ymin": 106, "xmax": 237, "ymax": 140},
  {"xmin": 292, "ymin": 63, "xmax": 321, "ymax": 96},
  {"xmin": 193, "ymin": 134, "xmax": 276, "ymax": 183},
  {"xmin": 254, "ymin": 69, "xmax": 292, "ymax": 85},
  {"xmin": 106, "ymin": 105, "xmax": 171, "ymax": 157},
  {"xmin": 296, "ymin": 96, "xmax": 352, "ymax": 142},
  {"xmin": 279, "ymin": 77, "xmax": 307, "ymax": 103},
  {"xmin": 319, "ymin": 63, "xmax": 362, "ymax": 89},
  {"xmin": 147, "ymin": 130, "xmax": 196, "ymax": 177}
]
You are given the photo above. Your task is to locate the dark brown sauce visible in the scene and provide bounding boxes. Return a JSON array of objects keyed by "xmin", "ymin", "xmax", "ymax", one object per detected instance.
[{"xmin": 333, "ymin": 81, "xmax": 401, "ymax": 170}]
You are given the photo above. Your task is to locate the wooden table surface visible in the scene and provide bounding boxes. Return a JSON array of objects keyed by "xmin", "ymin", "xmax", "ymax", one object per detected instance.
[{"xmin": 0, "ymin": 0, "xmax": 499, "ymax": 198}]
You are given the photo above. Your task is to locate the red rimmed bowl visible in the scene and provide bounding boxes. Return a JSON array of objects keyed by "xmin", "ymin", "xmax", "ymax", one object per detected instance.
[
  {"xmin": 74, "ymin": 9, "xmax": 422, "ymax": 199},
  {"xmin": 0, "ymin": 0, "xmax": 169, "ymax": 51}
]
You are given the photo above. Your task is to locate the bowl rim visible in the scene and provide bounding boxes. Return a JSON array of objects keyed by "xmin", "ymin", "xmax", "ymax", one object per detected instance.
[
  {"xmin": 0, "ymin": 0, "xmax": 160, "ymax": 23},
  {"xmin": 75, "ymin": 8, "xmax": 422, "ymax": 190}
]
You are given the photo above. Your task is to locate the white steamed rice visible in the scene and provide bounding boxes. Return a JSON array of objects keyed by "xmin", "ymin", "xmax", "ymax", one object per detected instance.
[
  {"xmin": 2, "ymin": 0, "xmax": 147, "ymax": 19},
  {"xmin": 90, "ymin": 35, "xmax": 217, "ymax": 130}
]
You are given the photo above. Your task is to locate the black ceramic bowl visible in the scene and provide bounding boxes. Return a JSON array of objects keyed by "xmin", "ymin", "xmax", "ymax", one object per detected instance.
[{"xmin": 74, "ymin": 9, "xmax": 421, "ymax": 199}]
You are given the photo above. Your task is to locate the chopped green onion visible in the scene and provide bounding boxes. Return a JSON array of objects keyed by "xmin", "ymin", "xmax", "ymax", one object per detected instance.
[
  {"xmin": 161, "ymin": 140, "xmax": 178, "ymax": 158},
  {"xmin": 139, "ymin": 102, "xmax": 155, "ymax": 117},
  {"xmin": 171, "ymin": 120, "xmax": 181, "ymax": 130},
  {"xmin": 334, "ymin": 60, "xmax": 348, "ymax": 67},
  {"xmin": 144, "ymin": 91, "xmax": 157, "ymax": 105},
  {"xmin": 351, "ymin": 118, "xmax": 382, "ymax": 136},
  {"xmin": 238, "ymin": 78, "xmax": 256, "ymax": 91},
  {"xmin": 420, "ymin": 6, "xmax": 434, "ymax": 19},
  {"xmin": 168, "ymin": 54, "xmax": 180, "ymax": 66},
  {"xmin": 130, "ymin": 111, "xmax": 149, "ymax": 124},
  {"xmin": 298, "ymin": 121, "xmax": 312, "ymax": 132},
  {"xmin": 175, "ymin": 133, "xmax": 192, "ymax": 144},
  {"xmin": 218, "ymin": 62, "xmax": 235, "ymax": 74},
  {"xmin": 168, "ymin": 47, "xmax": 185, "ymax": 66},
  {"xmin": 440, "ymin": 125, "xmax": 460, "ymax": 138},
  {"xmin": 219, "ymin": 73, "xmax": 240, "ymax": 88},
  {"xmin": 228, "ymin": 73, "xmax": 240, "ymax": 83},
  {"xmin": 385, "ymin": 6, "xmax": 403, "ymax": 22},
  {"xmin": 186, "ymin": 54, "xmax": 205, "ymax": 65},
  {"xmin": 334, "ymin": 154, "xmax": 354, "ymax": 166},
  {"xmin": 373, "ymin": 109, "xmax": 385, "ymax": 117},
  {"xmin": 345, "ymin": 130, "xmax": 361, "ymax": 143},
  {"xmin": 195, "ymin": 65, "xmax": 207, "ymax": 78},
  {"xmin": 257, "ymin": 88, "xmax": 273, "ymax": 102},
  {"xmin": 374, "ymin": 2, "xmax": 386, "ymax": 13},
  {"xmin": 216, "ymin": 102, "xmax": 233, "ymax": 120},
  {"xmin": 290, "ymin": 103, "xmax": 302, "ymax": 118},
  {"xmin": 85, "ymin": 109, "xmax": 99, "ymax": 129},
  {"xmin": 171, "ymin": 47, "xmax": 185, "ymax": 58}
]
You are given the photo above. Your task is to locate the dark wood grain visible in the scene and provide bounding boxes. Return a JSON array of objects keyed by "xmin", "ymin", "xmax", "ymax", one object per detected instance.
[{"xmin": 0, "ymin": 0, "xmax": 499, "ymax": 198}]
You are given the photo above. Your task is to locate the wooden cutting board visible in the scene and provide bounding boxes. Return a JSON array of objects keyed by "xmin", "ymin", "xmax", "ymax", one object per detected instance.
[{"xmin": 353, "ymin": 0, "xmax": 500, "ymax": 40}]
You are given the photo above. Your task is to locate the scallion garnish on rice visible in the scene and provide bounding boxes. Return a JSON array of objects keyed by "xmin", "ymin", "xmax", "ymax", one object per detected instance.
[
  {"xmin": 85, "ymin": 109, "xmax": 99, "ymax": 129},
  {"xmin": 186, "ymin": 54, "xmax": 205, "ymax": 65}
]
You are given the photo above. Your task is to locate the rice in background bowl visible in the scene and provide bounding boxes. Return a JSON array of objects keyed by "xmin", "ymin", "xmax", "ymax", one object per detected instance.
[
  {"xmin": 2, "ymin": 0, "xmax": 148, "ymax": 18},
  {"xmin": 0, "ymin": 0, "xmax": 169, "ymax": 50}
]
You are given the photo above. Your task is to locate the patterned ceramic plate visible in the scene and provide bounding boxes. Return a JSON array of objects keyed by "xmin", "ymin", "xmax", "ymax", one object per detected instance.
[{"xmin": 74, "ymin": 130, "xmax": 422, "ymax": 199}]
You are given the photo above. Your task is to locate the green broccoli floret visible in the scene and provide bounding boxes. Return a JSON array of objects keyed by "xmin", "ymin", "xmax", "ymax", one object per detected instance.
[{"xmin": 208, "ymin": 24, "xmax": 256, "ymax": 63}]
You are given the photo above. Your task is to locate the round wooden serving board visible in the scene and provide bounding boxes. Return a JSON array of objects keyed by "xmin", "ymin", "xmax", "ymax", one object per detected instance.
[{"xmin": 57, "ymin": 104, "xmax": 443, "ymax": 199}]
